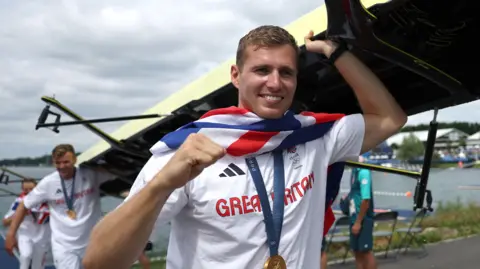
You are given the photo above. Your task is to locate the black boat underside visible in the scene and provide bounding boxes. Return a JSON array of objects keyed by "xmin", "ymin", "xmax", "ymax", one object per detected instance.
[{"xmin": 84, "ymin": 0, "xmax": 479, "ymax": 197}]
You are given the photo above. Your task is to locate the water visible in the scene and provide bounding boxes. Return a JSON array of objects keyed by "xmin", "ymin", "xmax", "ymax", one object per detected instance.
[{"xmin": 1, "ymin": 166, "xmax": 479, "ymax": 252}]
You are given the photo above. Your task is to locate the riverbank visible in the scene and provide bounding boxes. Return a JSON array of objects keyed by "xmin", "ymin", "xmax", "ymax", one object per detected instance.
[
  {"xmin": 132, "ymin": 201, "xmax": 480, "ymax": 269},
  {"xmin": 326, "ymin": 200, "xmax": 480, "ymax": 260},
  {"xmin": 431, "ymin": 162, "xmax": 480, "ymax": 168},
  {"xmin": 329, "ymin": 235, "xmax": 480, "ymax": 269}
]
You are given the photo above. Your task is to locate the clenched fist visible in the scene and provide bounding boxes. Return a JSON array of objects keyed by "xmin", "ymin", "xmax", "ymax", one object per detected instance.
[{"xmin": 155, "ymin": 133, "xmax": 226, "ymax": 190}]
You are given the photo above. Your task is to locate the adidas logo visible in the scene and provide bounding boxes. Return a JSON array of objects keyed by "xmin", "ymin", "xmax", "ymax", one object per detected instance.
[
  {"xmin": 56, "ymin": 189, "xmax": 62, "ymax": 194},
  {"xmin": 219, "ymin": 163, "xmax": 245, "ymax": 178}
]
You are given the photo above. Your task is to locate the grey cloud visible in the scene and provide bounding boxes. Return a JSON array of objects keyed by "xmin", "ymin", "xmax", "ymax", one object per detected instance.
[
  {"xmin": 0, "ymin": 0, "xmax": 477, "ymax": 159},
  {"xmin": 407, "ymin": 101, "xmax": 480, "ymax": 126}
]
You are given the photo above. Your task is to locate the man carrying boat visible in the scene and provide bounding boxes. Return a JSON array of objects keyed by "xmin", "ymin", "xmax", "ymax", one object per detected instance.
[
  {"xmin": 4, "ymin": 144, "xmax": 116, "ymax": 269},
  {"xmin": 2, "ymin": 178, "xmax": 51, "ymax": 269},
  {"xmin": 83, "ymin": 24, "xmax": 407, "ymax": 269}
]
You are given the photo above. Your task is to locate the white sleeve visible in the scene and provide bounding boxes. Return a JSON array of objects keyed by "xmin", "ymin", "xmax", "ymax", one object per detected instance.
[
  {"xmin": 23, "ymin": 178, "xmax": 50, "ymax": 209},
  {"xmin": 3, "ymin": 201, "xmax": 16, "ymax": 219},
  {"xmin": 326, "ymin": 114, "xmax": 365, "ymax": 164},
  {"xmin": 121, "ymin": 153, "xmax": 188, "ymax": 225}
]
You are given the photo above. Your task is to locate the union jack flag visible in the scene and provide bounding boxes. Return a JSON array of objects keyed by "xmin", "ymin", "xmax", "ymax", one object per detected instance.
[
  {"xmin": 8, "ymin": 192, "xmax": 50, "ymax": 224},
  {"xmin": 151, "ymin": 106, "xmax": 347, "ymax": 236}
]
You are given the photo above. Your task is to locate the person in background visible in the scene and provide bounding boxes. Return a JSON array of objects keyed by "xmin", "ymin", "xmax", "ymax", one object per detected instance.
[
  {"xmin": 4, "ymin": 144, "xmax": 116, "ymax": 269},
  {"xmin": 321, "ymin": 239, "xmax": 328, "ymax": 268},
  {"xmin": 2, "ymin": 178, "xmax": 51, "ymax": 269},
  {"xmin": 347, "ymin": 155, "xmax": 377, "ymax": 269}
]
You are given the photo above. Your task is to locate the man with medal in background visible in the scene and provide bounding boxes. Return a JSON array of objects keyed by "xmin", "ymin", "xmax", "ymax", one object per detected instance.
[
  {"xmin": 4, "ymin": 144, "xmax": 117, "ymax": 269},
  {"xmin": 82, "ymin": 24, "xmax": 407, "ymax": 269}
]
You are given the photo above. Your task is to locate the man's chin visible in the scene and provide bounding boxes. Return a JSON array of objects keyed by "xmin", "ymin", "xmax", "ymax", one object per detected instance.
[
  {"xmin": 254, "ymin": 107, "xmax": 287, "ymax": 119},
  {"xmin": 58, "ymin": 171, "xmax": 71, "ymax": 179}
]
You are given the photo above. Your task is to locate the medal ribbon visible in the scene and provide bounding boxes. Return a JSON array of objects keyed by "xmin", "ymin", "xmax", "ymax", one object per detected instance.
[
  {"xmin": 246, "ymin": 150, "xmax": 285, "ymax": 257},
  {"xmin": 60, "ymin": 168, "xmax": 76, "ymax": 212}
]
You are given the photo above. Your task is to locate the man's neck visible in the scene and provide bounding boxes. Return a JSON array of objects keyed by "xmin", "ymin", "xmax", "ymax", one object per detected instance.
[{"xmin": 59, "ymin": 170, "xmax": 75, "ymax": 180}]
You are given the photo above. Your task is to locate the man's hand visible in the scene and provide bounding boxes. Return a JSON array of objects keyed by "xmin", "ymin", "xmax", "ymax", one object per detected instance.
[
  {"xmin": 305, "ymin": 30, "xmax": 407, "ymax": 153},
  {"xmin": 352, "ymin": 221, "xmax": 362, "ymax": 235},
  {"xmin": 4, "ymin": 202, "xmax": 28, "ymax": 257},
  {"xmin": 4, "ymin": 233, "xmax": 17, "ymax": 256},
  {"xmin": 2, "ymin": 217, "xmax": 12, "ymax": 227},
  {"xmin": 155, "ymin": 133, "xmax": 226, "ymax": 190},
  {"xmin": 304, "ymin": 30, "xmax": 339, "ymax": 58}
]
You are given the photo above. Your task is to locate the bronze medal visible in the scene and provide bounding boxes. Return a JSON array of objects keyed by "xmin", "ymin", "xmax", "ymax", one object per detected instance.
[
  {"xmin": 67, "ymin": 209, "xmax": 77, "ymax": 220},
  {"xmin": 263, "ymin": 255, "xmax": 287, "ymax": 269}
]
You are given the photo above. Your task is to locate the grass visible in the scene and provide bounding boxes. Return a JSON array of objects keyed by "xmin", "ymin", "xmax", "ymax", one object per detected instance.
[
  {"xmin": 131, "ymin": 201, "xmax": 480, "ymax": 268},
  {"xmin": 326, "ymin": 200, "xmax": 480, "ymax": 260},
  {"xmin": 131, "ymin": 260, "xmax": 166, "ymax": 269},
  {"xmin": 422, "ymin": 199, "xmax": 480, "ymax": 237},
  {"xmin": 431, "ymin": 162, "xmax": 480, "ymax": 168},
  {"xmin": 130, "ymin": 251, "xmax": 167, "ymax": 269}
]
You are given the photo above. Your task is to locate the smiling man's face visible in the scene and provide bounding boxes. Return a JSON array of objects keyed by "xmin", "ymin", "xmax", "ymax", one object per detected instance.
[
  {"xmin": 231, "ymin": 44, "xmax": 297, "ymax": 119},
  {"xmin": 231, "ymin": 25, "xmax": 298, "ymax": 119}
]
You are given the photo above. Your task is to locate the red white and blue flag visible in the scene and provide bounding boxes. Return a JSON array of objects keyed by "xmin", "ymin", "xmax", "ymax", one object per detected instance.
[
  {"xmin": 8, "ymin": 193, "xmax": 50, "ymax": 225},
  {"xmin": 151, "ymin": 106, "xmax": 346, "ymax": 236}
]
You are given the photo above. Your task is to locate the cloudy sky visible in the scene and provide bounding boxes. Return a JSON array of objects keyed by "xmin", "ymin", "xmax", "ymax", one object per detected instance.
[{"xmin": 0, "ymin": 0, "xmax": 479, "ymax": 160}]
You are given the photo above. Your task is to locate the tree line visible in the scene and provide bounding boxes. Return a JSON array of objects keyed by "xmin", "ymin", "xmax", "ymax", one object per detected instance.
[
  {"xmin": 397, "ymin": 122, "xmax": 480, "ymax": 161},
  {"xmin": 0, "ymin": 152, "xmax": 82, "ymax": 166},
  {"xmin": 402, "ymin": 121, "xmax": 480, "ymax": 135}
]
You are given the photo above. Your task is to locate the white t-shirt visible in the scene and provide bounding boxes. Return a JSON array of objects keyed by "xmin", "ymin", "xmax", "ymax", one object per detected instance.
[
  {"xmin": 23, "ymin": 166, "xmax": 115, "ymax": 253},
  {"xmin": 3, "ymin": 195, "xmax": 51, "ymax": 244},
  {"xmin": 124, "ymin": 114, "xmax": 365, "ymax": 269}
]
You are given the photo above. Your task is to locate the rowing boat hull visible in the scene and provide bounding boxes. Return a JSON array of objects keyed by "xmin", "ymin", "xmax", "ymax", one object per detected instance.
[{"xmin": 64, "ymin": 0, "xmax": 479, "ymax": 197}]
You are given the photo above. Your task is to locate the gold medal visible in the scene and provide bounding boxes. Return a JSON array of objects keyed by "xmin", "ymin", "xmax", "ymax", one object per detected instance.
[
  {"xmin": 66, "ymin": 209, "xmax": 76, "ymax": 220},
  {"xmin": 263, "ymin": 255, "xmax": 287, "ymax": 269}
]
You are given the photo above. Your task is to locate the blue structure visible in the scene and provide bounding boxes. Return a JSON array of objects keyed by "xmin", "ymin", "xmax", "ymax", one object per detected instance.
[
  {"xmin": 0, "ymin": 233, "xmax": 55, "ymax": 269},
  {"xmin": 361, "ymin": 141, "xmax": 395, "ymax": 164}
]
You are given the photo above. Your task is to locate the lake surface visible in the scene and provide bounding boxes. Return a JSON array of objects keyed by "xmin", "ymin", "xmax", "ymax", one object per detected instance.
[{"xmin": 1, "ymin": 166, "xmax": 479, "ymax": 252}]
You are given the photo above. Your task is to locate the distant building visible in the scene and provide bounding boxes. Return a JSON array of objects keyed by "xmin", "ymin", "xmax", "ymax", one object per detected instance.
[
  {"xmin": 368, "ymin": 141, "xmax": 394, "ymax": 158},
  {"xmin": 386, "ymin": 128, "xmax": 469, "ymax": 150},
  {"xmin": 466, "ymin": 131, "xmax": 480, "ymax": 149}
]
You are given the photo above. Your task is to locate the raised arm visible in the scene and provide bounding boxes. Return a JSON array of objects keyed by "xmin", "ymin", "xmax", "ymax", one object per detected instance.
[
  {"xmin": 333, "ymin": 51, "xmax": 407, "ymax": 153},
  {"xmin": 304, "ymin": 32, "xmax": 407, "ymax": 153}
]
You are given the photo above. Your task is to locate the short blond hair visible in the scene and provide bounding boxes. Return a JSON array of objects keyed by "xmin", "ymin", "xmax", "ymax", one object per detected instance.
[
  {"xmin": 51, "ymin": 144, "xmax": 76, "ymax": 159},
  {"xmin": 236, "ymin": 25, "xmax": 299, "ymax": 69}
]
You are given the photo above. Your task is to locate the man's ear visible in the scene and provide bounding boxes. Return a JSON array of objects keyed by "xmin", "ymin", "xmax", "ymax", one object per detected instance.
[{"xmin": 230, "ymin": 64, "xmax": 240, "ymax": 89}]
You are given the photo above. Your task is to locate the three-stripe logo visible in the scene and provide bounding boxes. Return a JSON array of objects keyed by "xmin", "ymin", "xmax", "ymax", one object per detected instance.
[{"xmin": 219, "ymin": 163, "xmax": 245, "ymax": 177}]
